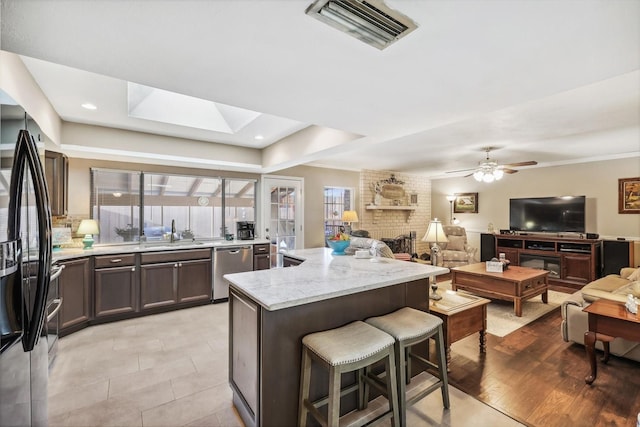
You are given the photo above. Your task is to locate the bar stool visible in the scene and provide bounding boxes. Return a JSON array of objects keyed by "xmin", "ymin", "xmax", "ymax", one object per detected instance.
[
  {"xmin": 298, "ymin": 321, "xmax": 400, "ymax": 427},
  {"xmin": 366, "ymin": 307, "xmax": 450, "ymax": 426}
]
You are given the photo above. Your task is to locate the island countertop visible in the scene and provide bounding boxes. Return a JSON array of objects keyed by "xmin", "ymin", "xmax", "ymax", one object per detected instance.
[{"xmin": 225, "ymin": 247, "xmax": 448, "ymax": 311}]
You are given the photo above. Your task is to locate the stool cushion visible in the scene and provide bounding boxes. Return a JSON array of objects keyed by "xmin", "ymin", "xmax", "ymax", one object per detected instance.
[
  {"xmin": 366, "ymin": 307, "xmax": 442, "ymax": 342},
  {"xmin": 302, "ymin": 321, "xmax": 395, "ymax": 367}
]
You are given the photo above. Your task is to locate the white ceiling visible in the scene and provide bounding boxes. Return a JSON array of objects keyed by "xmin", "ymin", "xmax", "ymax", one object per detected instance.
[{"xmin": 1, "ymin": 0, "xmax": 639, "ymax": 178}]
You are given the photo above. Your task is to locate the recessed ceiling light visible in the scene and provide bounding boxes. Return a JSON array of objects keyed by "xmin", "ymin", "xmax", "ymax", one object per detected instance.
[
  {"xmin": 81, "ymin": 103, "xmax": 97, "ymax": 110},
  {"xmin": 255, "ymin": 135, "xmax": 264, "ymax": 140}
]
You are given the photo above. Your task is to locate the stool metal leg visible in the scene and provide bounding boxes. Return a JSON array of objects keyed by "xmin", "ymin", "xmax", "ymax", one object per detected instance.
[
  {"xmin": 298, "ymin": 347, "xmax": 312, "ymax": 427},
  {"xmin": 434, "ymin": 326, "xmax": 450, "ymax": 409}
]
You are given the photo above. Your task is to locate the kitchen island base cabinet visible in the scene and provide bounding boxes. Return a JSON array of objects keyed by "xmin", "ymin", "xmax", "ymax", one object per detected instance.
[{"xmin": 229, "ymin": 278, "xmax": 429, "ymax": 427}]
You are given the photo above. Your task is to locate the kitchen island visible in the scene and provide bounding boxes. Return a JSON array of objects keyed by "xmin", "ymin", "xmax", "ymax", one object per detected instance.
[{"xmin": 225, "ymin": 248, "xmax": 448, "ymax": 427}]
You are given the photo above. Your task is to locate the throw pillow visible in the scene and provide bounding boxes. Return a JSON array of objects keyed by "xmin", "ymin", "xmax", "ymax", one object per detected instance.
[
  {"xmin": 446, "ymin": 235, "xmax": 466, "ymax": 252},
  {"xmin": 628, "ymin": 268, "xmax": 640, "ymax": 282},
  {"xmin": 612, "ymin": 280, "xmax": 640, "ymax": 298}
]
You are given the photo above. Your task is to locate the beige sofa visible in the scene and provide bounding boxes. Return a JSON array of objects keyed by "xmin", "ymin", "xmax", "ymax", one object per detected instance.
[{"xmin": 561, "ymin": 267, "xmax": 640, "ymax": 362}]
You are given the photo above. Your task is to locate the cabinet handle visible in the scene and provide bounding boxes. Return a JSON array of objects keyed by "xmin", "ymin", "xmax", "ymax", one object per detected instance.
[
  {"xmin": 47, "ymin": 298, "xmax": 63, "ymax": 322},
  {"xmin": 50, "ymin": 264, "xmax": 65, "ymax": 281},
  {"xmin": 178, "ymin": 263, "xmax": 183, "ymax": 267},
  {"xmin": 110, "ymin": 259, "xmax": 122, "ymax": 263},
  {"xmin": 131, "ymin": 267, "xmax": 136, "ymax": 272}
]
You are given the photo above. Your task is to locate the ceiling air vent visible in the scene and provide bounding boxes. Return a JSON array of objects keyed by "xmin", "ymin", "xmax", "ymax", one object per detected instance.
[{"xmin": 305, "ymin": 0, "xmax": 418, "ymax": 50}]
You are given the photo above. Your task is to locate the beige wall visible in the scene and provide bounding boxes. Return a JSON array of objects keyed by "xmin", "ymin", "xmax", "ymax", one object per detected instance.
[
  {"xmin": 60, "ymin": 122, "xmax": 262, "ymax": 171},
  {"xmin": 431, "ymin": 157, "xmax": 640, "ymax": 252},
  {"xmin": 275, "ymin": 165, "xmax": 360, "ymax": 249}
]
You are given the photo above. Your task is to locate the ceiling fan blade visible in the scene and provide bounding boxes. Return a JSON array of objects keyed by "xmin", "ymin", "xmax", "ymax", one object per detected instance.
[
  {"xmin": 446, "ymin": 167, "xmax": 476, "ymax": 174},
  {"xmin": 463, "ymin": 172, "xmax": 474, "ymax": 178},
  {"xmin": 503, "ymin": 168, "xmax": 519, "ymax": 174},
  {"xmin": 502, "ymin": 160, "xmax": 537, "ymax": 167}
]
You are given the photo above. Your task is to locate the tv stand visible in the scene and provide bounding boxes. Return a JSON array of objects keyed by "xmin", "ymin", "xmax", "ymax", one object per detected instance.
[{"xmin": 495, "ymin": 234, "xmax": 601, "ymax": 292}]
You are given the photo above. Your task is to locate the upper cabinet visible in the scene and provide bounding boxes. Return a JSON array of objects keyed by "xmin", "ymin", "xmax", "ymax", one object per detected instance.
[{"xmin": 45, "ymin": 150, "xmax": 68, "ymax": 216}]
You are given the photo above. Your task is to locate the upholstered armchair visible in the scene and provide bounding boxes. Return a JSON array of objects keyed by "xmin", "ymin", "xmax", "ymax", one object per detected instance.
[{"xmin": 437, "ymin": 225, "xmax": 477, "ymax": 268}]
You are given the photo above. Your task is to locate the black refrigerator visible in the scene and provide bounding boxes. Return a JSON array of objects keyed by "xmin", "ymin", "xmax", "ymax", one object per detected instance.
[{"xmin": 0, "ymin": 105, "xmax": 53, "ymax": 426}]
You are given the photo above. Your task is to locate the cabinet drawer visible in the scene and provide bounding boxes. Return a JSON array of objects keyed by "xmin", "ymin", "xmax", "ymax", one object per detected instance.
[
  {"xmin": 141, "ymin": 249, "xmax": 211, "ymax": 264},
  {"xmin": 94, "ymin": 254, "xmax": 136, "ymax": 268},
  {"xmin": 253, "ymin": 244, "xmax": 269, "ymax": 254}
]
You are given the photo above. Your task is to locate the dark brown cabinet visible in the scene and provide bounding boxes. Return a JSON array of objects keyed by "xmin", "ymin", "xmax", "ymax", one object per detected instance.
[
  {"xmin": 283, "ymin": 255, "xmax": 303, "ymax": 267},
  {"xmin": 140, "ymin": 249, "xmax": 212, "ymax": 311},
  {"xmin": 177, "ymin": 259, "xmax": 212, "ymax": 303},
  {"xmin": 94, "ymin": 254, "xmax": 138, "ymax": 319},
  {"xmin": 253, "ymin": 244, "xmax": 270, "ymax": 270},
  {"xmin": 562, "ymin": 254, "xmax": 592, "ymax": 285},
  {"xmin": 44, "ymin": 150, "xmax": 68, "ymax": 216},
  {"xmin": 496, "ymin": 235, "xmax": 601, "ymax": 291},
  {"xmin": 140, "ymin": 262, "xmax": 179, "ymax": 310},
  {"xmin": 59, "ymin": 257, "xmax": 91, "ymax": 335}
]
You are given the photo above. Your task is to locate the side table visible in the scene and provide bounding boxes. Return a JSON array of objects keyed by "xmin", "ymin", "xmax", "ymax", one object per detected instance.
[
  {"xmin": 429, "ymin": 290, "xmax": 491, "ymax": 371},
  {"xmin": 583, "ymin": 298, "xmax": 640, "ymax": 384}
]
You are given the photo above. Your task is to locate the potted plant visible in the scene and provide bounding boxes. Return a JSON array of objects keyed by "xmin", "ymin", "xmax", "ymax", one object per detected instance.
[{"xmin": 115, "ymin": 224, "xmax": 139, "ymax": 242}]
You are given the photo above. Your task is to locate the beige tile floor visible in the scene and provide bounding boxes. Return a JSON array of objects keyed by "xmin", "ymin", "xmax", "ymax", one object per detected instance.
[{"xmin": 48, "ymin": 303, "xmax": 524, "ymax": 427}]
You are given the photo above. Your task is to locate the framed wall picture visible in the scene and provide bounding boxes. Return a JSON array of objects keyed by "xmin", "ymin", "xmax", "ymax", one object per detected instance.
[
  {"xmin": 618, "ymin": 177, "xmax": 640, "ymax": 214},
  {"xmin": 454, "ymin": 193, "xmax": 478, "ymax": 214}
]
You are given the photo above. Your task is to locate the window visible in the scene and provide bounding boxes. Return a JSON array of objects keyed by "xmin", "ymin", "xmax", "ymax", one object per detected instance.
[
  {"xmin": 324, "ymin": 186, "xmax": 352, "ymax": 238},
  {"xmin": 91, "ymin": 168, "xmax": 255, "ymax": 244}
]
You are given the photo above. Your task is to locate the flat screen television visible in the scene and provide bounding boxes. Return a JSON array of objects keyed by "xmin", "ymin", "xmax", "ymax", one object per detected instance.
[{"xmin": 509, "ymin": 196, "xmax": 586, "ymax": 233}]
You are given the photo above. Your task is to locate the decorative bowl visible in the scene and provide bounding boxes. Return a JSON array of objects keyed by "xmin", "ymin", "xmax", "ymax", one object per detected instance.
[{"xmin": 326, "ymin": 239, "xmax": 350, "ymax": 255}]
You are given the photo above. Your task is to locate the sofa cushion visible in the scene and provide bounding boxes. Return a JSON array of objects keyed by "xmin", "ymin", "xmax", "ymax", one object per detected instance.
[
  {"xmin": 627, "ymin": 268, "xmax": 640, "ymax": 281},
  {"xmin": 612, "ymin": 280, "xmax": 640, "ymax": 298},
  {"xmin": 343, "ymin": 237, "xmax": 395, "ymax": 258},
  {"xmin": 581, "ymin": 274, "xmax": 630, "ymax": 302},
  {"xmin": 446, "ymin": 235, "xmax": 466, "ymax": 251}
]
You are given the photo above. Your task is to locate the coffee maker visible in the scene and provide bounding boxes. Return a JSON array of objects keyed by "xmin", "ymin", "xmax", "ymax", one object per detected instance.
[{"xmin": 237, "ymin": 221, "xmax": 255, "ymax": 240}]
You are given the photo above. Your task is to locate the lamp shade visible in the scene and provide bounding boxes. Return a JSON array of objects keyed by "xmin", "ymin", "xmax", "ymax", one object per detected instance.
[
  {"xmin": 341, "ymin": 210, "xmax": 359, "ymax": 223},
  {"xmin": 421, "ymin": 218, "xmax": 448, "ymax": 244},
  {"xmin": 77, "ymin": 219, "xmax": 100, "ymax": 235}
]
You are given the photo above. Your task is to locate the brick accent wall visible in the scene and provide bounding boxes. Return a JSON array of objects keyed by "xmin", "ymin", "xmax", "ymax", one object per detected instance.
[{"xmin": 358, "ymin": 170, "xmax": 432, "ymax": 256}]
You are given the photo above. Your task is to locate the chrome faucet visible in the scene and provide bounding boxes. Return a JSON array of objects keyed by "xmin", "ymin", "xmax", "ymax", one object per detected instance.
[{"xmin": 171, "ymin": 219, "xmax": 177, "ymax": 243}]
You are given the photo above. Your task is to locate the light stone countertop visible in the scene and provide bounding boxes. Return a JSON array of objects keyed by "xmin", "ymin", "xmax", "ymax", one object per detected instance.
[
  {"xmin": 51, "ymin": 238, "xmax": 270, "ymax": 262},
  {"xmin": 225, "ymin": 247, "xmax": 449, "ymax": 311}
]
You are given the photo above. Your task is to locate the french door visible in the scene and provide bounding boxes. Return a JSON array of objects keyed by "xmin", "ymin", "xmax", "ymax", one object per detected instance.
[{"xmin": 261, "ymin": 176, "xmax": 304, "ymax": 252}]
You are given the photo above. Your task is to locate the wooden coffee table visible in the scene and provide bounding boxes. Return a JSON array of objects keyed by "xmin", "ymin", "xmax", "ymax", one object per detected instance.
[
  {"xmin": 583, "ymin": 298, "xmax": 640, "ymax": 384},
  {"xmin": 429, "ymin": 290, "xmax": 491, "ymax": 371},
  {"xmin": 451, "ymin": 263, "xmax": 549, "ymax": 317}
]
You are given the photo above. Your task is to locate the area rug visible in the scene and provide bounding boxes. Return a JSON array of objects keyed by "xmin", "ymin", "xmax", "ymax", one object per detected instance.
[{"xmin": 439, "ymin": 280, "xmax": 570, "ymax": 337}]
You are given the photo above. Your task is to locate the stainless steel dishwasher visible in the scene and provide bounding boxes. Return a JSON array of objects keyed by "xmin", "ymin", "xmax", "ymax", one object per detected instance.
[{"xmin": 213, "ymin": 245, "xmax": 253, "ymax": 301}]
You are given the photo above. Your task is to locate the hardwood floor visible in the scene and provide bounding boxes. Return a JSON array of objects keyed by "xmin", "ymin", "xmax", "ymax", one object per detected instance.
[{"xmin": 442, "ymin": 307, "xmax": 640, "ymax": 427}]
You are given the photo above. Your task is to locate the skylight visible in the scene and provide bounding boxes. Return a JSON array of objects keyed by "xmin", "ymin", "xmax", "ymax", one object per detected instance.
[{"xmin": 127, "ymin": 82, "xmax": 261, "ymax": 133}]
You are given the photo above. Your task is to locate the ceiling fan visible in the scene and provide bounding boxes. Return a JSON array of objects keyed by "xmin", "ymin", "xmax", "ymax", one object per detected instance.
[{"xmin": 447, "ymin": 147, "xmax": 538, "ymax": 183}]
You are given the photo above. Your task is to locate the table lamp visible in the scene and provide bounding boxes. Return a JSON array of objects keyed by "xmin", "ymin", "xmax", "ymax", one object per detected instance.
[
  {"xmin": 422, "ymin": 218, "xmax": 448, "ymax": 267},
  {"xmin": 422, "ymin": 218, "xmax": 448, "ymax": 299},
  {"xmin": 341, "ymin": 210, "xmax": 359, "ymax": 235},
  {"xmin": 77, "ymin": 219, "xmax": 100, "ymax": 249}
]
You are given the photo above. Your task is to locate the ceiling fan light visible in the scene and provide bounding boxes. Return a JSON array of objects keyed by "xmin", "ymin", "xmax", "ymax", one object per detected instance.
[
  {"xmin": 493, "ymin": 169, "xmax": 504, "ymax": 180},
  {"xmin": 482, "ymin": 173, "xmax": 495, "ymax": 183},
  {"xmin": 473, "ymin": 170, "xmax": 484, "ymax": 181}
]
